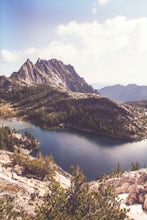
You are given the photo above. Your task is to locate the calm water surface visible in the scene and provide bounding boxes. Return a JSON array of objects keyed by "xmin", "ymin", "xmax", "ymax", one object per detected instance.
[{"xmin": 1, "ymin": 119, "xmax": 147, "ymax": 181}]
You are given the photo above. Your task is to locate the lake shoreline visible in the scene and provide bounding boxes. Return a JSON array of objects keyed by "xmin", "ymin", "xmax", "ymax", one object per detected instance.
[
  {"xmin": 6, "ymin": 115, "xmax": 145, "ymax": 142},
  {"xmin": 1, "ymin": 117, "xmax": 147, "ymax": 181}
]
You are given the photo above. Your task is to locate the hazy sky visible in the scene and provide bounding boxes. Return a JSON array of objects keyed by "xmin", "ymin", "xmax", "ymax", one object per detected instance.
[{"xmin": 1, "ymin": 0, "xmax": 147, "ymax": 86}]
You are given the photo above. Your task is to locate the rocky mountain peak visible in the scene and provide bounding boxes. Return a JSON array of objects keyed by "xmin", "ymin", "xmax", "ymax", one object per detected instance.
[
  {"xmin": 9, "ymin": 58, "xmax": 96, "ymax": 93},
  {"xmin": 23, "ymin": 60, "xmax": 34, "ymax": 71},
  {"xmin": 11, "ymin": 59, "xmax": 34, "ymax": 83},
  {"xmin": 35, "ymin": 58, "xmax": 48, "ymax": 66},
  {"xmin": 49, "ymin": 58, "xmax": 62, "ymax": 64},
  {"xmin": 26, "ymin": 58, "xmax": 32, "ymax": 64},
  {"xmin": 36, "ymin": 58, "xmax": 41, "ymax": 63},
  {"xmin": 21, "ymin": 59, "xmax": 34, "ymax": 71}
]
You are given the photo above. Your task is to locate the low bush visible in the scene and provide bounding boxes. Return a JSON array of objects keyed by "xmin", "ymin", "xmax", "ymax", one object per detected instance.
[{"xmin": 13, "ymin": 152, "xmax": 55, "ymax": 180}]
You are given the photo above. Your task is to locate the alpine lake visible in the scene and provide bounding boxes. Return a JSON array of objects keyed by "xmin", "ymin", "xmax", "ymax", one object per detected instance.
[{"xmin": 1, "ymin": 119, "xmax": 147, "ymax": 181}]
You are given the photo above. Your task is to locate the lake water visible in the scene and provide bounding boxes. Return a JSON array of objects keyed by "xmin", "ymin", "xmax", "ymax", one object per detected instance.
[{"xmin": 1, "ymin": 119, "xmax": 147, "ymax": 181}]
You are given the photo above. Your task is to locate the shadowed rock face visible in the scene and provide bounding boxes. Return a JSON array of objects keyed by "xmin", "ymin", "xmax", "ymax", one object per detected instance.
[{"xmin": 10, "ymin": 58, "xmax": 95, "ymax": 93}]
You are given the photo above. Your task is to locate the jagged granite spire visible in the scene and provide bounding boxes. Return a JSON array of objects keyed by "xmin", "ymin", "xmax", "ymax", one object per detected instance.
[{"xmin": 10, "ymin": 58, "xmax": 96, "ymax": 93}]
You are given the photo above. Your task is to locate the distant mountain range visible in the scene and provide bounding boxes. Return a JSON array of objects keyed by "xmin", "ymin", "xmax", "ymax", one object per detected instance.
[
  {"xmin": 98, "ymin": 84, "xmax": 147, "ymax": 102},
  {"xmin": 0, "ymin": 59, "xmax": 146, "ymax": 141}
]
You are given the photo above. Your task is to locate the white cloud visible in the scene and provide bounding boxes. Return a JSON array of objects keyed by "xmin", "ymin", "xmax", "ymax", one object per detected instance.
[
  {"xmin": 24, "ymin": 47, "xmax": 39, "ymax": 56},
  {"xmin": 0, "ymin": 50, "xmax": 21, "ymax": 63},
  {"xmin": 1, "ymin": 16, "xmax": 147, "ymax": 85},
  {"xmin": 0, "ymin": 48, "xmax": 39, "ymax": 63},
  {"xmin": 98, "ymin": 0, "xmax": 111, "ymax": 6}
]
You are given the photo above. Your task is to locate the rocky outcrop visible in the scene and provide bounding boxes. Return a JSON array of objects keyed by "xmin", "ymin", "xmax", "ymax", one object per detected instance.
[
  {"xmin": 126, "ymin": 189, "xmax": 145, "ymax": 206},
  {"xmin": 90, "ymin": 169, "xmax": 147, "ymax": 219},
  {"xmin": 108, "ymin": 169, "xmax": 147, "ymax": 195},
  {"xmin": 1, "ymin": 148, "xmax": 147, "ymax": 219},
  {"xmin": 10, "ymin": 58, "xmax": 95, "ymax": 93},
  {"xmin": 0, "ymin": 150, "xmax": 70, "ymax": 217}
]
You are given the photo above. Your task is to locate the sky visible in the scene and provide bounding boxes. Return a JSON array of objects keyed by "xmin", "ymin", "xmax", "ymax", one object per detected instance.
[{"xmin": 1, "ymin": 0, "xmax": 147, "ymax": 87}]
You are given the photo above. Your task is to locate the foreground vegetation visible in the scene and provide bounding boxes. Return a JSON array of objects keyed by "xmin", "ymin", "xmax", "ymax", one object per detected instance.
[
  {"xmin": 0, "ymin": 126, "xmax": 15, "ymax": 151},
  {"xmin": 0, "ymin": 126, "xmax": 54, "ymax": 180},
  {"xmin": 0, "ymin": 126, "xmax": 38, "ymax": 152},
  {"xmin": 0, "ymin": 116, "xmax": 144, "ymax": 219},
  {"xmin": 0, "ymin": 165, "xmax": 129, "ymax": 220},
  {"xmin": 13, "ymin": 151, "xmax": 55, "ymax": 180},
  {"xmin": 35, "ymin": 166, "xmax": 129, "ymax": 220},
  {"xmin": 0, "ymin": 126, "xmax": 130, "ymax": 219}
]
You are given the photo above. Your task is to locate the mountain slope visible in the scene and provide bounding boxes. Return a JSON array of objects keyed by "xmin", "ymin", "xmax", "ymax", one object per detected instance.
[
  {"xmin": 1, "ymin": 84, "xmax": 146, "ymax": 141},
  {"xmin": 98, "ymin": 84, "xmax": 147, "ymax": 102},
  {"xmin": 0, "ymin": 75, "xmax": 25, "ymax": 90},
  {"xmin": 0, "ymin": 59, "xmax": 146, "ymax": 141},
  {"xmin": 10, "ymin": 58, "xmax": 95, "ymax": 93}
]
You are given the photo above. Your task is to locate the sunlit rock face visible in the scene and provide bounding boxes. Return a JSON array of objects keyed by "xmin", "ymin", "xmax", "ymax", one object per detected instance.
[{"xmin": 10, "ymin": 58, "xmax": 95, "ymax": 93}]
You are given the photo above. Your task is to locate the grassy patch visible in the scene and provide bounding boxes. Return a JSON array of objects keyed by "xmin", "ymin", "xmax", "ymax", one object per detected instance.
[
  {"xmin": 0, "ymin": 184, "xmax": 19, "ymax": 192},
  {"xmin": 0, "ymin": 102, "xmax": 17, "ymax": 119}
]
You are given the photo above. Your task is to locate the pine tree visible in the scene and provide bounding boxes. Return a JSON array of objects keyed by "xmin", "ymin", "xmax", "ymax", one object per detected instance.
[{"xmin": 35, "ymin": 166, "xmax": 129, "ymax": 220}]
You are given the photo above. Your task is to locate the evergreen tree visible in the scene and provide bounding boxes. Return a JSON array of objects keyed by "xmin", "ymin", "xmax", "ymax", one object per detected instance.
[{"xmin": 35, "ymin": 166, "xmax": 129, "ymax": 220}]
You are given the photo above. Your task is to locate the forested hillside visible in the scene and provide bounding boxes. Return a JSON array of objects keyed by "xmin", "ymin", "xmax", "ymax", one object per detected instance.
[{"xmin": 1, "ymin": 84, "xmax": 146, "ymax": 141}]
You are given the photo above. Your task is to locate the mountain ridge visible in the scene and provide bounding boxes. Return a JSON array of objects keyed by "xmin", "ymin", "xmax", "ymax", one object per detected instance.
[
  {"xmin": 98, "ymin": 84, "xmax": 147, "ymax": 102},
  {"xmin": 10, "ymin": 58, "xmax": 95, "ymax": 93}
]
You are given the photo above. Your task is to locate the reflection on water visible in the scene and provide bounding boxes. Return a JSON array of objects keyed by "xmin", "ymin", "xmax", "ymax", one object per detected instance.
[
  {"xmin": 0, "ymin": 119, "xmax": 147, "ymax": 181},
  {"xmin": 0, "ymin": 119, "xmax": 32, "ymax": 130}
]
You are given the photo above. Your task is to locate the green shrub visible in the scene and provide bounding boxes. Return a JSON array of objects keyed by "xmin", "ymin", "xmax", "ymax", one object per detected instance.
[
  {"xmin": 0, "ymin": 196, "xmax": 31, "ymax": 220},
  {"xmin": 13, "ymin": 152, "xmax": 55, "ymax": 180},
  {"xmin": 130, "ymin": 162, "xmax": 140, "ymax": 171},
  {"xmin": 0, "ymin": 126, "xmax": 15, "ymax": 151},
  {"xmin": 35, "ymin": 166, "xmax": 129, "ymax": 220}
]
